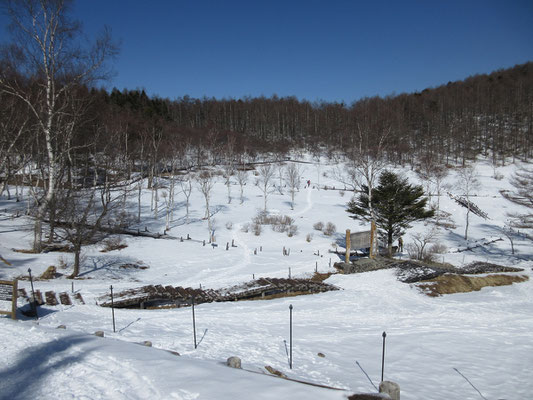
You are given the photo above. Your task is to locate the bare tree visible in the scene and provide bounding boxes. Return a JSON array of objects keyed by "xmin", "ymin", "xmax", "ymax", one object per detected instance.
[
  {"xmin": 196, "ymin": 171, "xmax": 215, "ymax": 237},
  {"xmin": 276, "ymin": 162, "xmax": 285, "ymax": 195},
  {"xmin": 236, "ymin": 167, "xmax": 248, "ymax": 204},
  {"xmin": 222, "ymin": 134, "xmax": 236, "ymax": 204},
  {"xmin": 0, "ymin": 94, "xmax": 30, "ymax": 196},
  {"xmin": 346, "ymin": 126, "xmax": 389, "ymax": 256},
  {"xmin": 222, "ymin": 162, "xmax": 234, "ymax": 204},
  {"xmin": 161, "ymin": 190, "xmax": 170, "ymax": 231},
  {"xmin": 502, "ymin": 164, "xmax": 533, "ymax": 229},
  {"xmin": 55, "ymin": 148, "xmax": 127, "ymax": 278},
  {"xmin": 313, "ymin": 152, "xmax": 321, "ymax": 190},
  {"xmin": 136, "ymin": 182, "xmax": 143, "ymax": 223},
  {"xmin": 502, "ymin": 221, "xmax": 517, "ymax": 254},
  {"xmin": 331, "ymin": 164, "xmax": 359, "ymax": 192},
  {"xmin": 58, "ymin": 186, "xmax": 117, "ymax": 277},
  {"xmin": 406, "ymin": 226, "xmax": 440, "ymax": 261},
  {"xmin": 456, "ymin": 165, "xmax": 480, "ymax": 240},
  {"xmin": 430, "ymin": 165, "xmax": 449, "ymax": 215},
  {"xmin": 180, "ymin": 174, "xmax": 193, "ymax": 224},
  {"xmin": 0, "ymin": 0, "xmax": 117, "ymax": 252},
  {"xmin": 285, "ymin": 163, "xmax": 300, "ymax": 210},
  {"xmin": 417, "ymin": 157, "xmax": 449, "ymax": 215},
  {"xmin": 257, "ymin": 164, "xmax": 275, "ymax": 211}
]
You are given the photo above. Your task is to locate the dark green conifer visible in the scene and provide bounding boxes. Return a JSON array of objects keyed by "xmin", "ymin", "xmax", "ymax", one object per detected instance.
[{"xmin": 347, "ymin": 170, "xmax": 434, "ymax": 256}]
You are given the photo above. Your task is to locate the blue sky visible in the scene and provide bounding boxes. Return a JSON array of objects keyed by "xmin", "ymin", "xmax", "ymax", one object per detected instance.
[{"xmin": 2, "ymin": 0, "xmax": 532, "ymax": 103}]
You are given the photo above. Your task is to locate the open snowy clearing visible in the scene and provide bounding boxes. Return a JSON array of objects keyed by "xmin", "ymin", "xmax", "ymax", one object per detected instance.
[{"xmin": 1, "ymin": 157, "xmax": 532, "ymax": 399}]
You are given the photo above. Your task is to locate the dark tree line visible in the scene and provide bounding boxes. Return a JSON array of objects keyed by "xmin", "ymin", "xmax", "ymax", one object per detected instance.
[{"xmin": 85, "ymin": 61, "xmax": 533, "ymax": 169}]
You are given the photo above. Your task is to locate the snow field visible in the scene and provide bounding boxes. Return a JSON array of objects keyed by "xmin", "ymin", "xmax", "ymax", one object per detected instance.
[{"xmin": 1, "ymin": 157, "xmax": 532, "ymax": 399}]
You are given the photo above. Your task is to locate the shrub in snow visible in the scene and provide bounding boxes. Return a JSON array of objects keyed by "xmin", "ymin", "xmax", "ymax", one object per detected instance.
[
  {"xmin": 313, "ymin": 221, "xmax": 324, "ymax": 231},
  {"xmin": 252, "ymin": 210, "xmax": 269, "ymax": 225},
  {"xmin": 406, "ymin": 227, "xmax": 441, "ymax": 262},
  {"xmin": 323, "ymin": 222, "xmax": 336, "ymax": 236},
  {"xmin": 101, "ymin": 237, "xmax": 127, "ymax": 252},
  {"xmin": 241, "ymin": 223, "xmax": 250, "ymax": 233},
  {"xmin": 225, "ymin": 221, "xmax": 233, "ymax": 230},
  {"xmin": 493, "ymin": 171, "xmax": 504, "ymax": 180},
  {"xmin": 306, "ymin": 233, "xmax": 313, "ymax": 242},
  {"xmin": 406, "ymin": 243, "xmax": 438, "ymax": 263},
  {"xmin": 429, "ymin": 243, "xmax": 447, "ymax": 254},
  {"xmin": 251, "ymin": 211, "xmax": 297, "ymax": 235},
  {"xmin": 252, "ymin": 222, "xmax": 262, "ymax": 236},
  {"xmin": 287, "ymin": 224, "xmax": 298, "ymax": 237},
  {"xmin": 271, "ymin": 215, "xmax": 294, "ymax": 233}
]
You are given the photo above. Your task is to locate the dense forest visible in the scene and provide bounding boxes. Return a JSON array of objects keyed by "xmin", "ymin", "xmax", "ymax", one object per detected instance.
[
  {"xmin": 3, "ymin": 61, "xmax": 533, "ymax": 200},
  {"xmin": 86, "ymin": 61, "xmax": 533, "ymax": 168}
]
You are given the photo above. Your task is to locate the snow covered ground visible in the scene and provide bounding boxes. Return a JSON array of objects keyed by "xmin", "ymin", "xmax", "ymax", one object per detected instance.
[{"xmin": 1, "ymin": 157, "xmax": 532, "ymax": 399}]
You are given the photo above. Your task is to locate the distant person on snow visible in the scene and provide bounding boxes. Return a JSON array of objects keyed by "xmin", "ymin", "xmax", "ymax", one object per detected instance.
[{"xmin": 397, "ymin": 237, "xmax": 403, "ymax": 252}]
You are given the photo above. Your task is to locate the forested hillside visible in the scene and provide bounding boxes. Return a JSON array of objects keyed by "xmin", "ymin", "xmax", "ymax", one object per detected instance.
[
  {"xmin": 3, "ymin": 63, "xmax": 532, "ymax": 187},
  {"xmin": 92, "ymin": 61, "xmax": 533, "ymax": 165}
]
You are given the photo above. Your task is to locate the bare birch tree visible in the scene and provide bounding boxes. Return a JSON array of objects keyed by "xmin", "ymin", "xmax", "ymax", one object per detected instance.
[
  {"xmin": 276, "ymin": 162, "xmax": 285, "ymax": 195},
  {"xmin": 285, "ymin": 163, "xmax": 300, "ymax": 210},
  {"xmin": 180, "ymin": 174, "xmax": 193, "ymax": 224},
  {"xmin": 236, "ymin": 167, "xmax": 248, "ymax": 204},
  {"xmin": 0, "ymin": 0, "xmax": 117, "ymax": 252},
  {"xmin": 456, "ymin": 165, "xmax": 479, "ymax": 240},
  {"xmin": 196, "ymin": 171, "xmax": 215, "ymax": 237},
  {"xmin": 222, "ymin": 162, "xmax": 234, "ymax": 204},
  {"xmin": 257, "ymin": 164, "xmax": 275, "ymax": 211}
]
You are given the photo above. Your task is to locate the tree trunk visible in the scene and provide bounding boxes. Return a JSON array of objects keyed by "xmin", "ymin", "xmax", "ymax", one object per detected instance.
[
  {"xmin": 387, "ymin": 230, "xmax": 393, "ymax": 257},
  {"xmin": 137, "ymin": 183, "xmax": 142, "ymax": 222},
  {"xmin": 291, "ymin": 190, "xmax": 295, "ymax": 210},
  {"xmin": 33, "ymin": 218, "xmax": 43, "ymax": 253},
  {"xmin": 71, "ymin": 244, "xmax": 81, "ymax": 278},
  {"xmin": 465, "ymin": 208, "xmax": 470, "ymax": 240}
]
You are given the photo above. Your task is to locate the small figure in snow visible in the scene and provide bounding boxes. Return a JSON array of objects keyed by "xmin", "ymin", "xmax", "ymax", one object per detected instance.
[
  {"xmin": 307, "ymin": 180, "xmax": 311, "ymax": 188},
  {"xmin": 397, "ymin": 237, "xmax": 403, "ymax": 252}
]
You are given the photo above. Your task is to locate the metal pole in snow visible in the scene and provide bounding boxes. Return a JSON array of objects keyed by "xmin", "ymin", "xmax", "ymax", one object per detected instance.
[
  {"xmin": 192, "ymin": 296, "xmax": 197, "ymax": 349},
  {"xmin": 289, "ymin": 304, "xmax": 293, "ymax": 369},
  {"xmin": 28, "ymin": 268, "xmax": 38, "ymax": 319},
  {"xmin": 381, "ymin": 331, "xmax": 386, "ymax": 382},
  {"xmin": 110, "ymin": 285, "xmax": 115, "ymax": 333}
]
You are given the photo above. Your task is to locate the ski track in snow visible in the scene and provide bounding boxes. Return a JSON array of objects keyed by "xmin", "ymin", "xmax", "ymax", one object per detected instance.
[
  {"xmin": 230, "ymin": 222, "xmax": 252, "ymax": 272},
  {"xmin": 289, "ymin": 184, "xmax": 313, "ymax": 218}
]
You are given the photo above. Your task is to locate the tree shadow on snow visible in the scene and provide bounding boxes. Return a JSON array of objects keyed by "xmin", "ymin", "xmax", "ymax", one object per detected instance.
[
  {"xmin": 0, "ymin": 334, "xmax": 95, "ymax": 400},
  {"xmin": 443, "ymin": 224, "xmax": 533, "ymax": 262},
  {"xmin": 78, "ymin": 256, "xmax": 140, "ymax": 279}
]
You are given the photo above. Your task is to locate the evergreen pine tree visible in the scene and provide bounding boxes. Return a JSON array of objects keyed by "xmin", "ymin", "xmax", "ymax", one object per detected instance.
[{"xmin": 347, "ymin": 170, "xmax": 434, "ymax": 256}]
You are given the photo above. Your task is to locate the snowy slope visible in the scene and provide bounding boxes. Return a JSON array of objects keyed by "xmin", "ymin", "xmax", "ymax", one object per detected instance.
[
  {"xmin": 0, "ymin": 321, "xmax": 349, "ymax": 400},
  {"xmin": 1, "ymin": 157, "xmax": 532, "ymax": 399}
]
